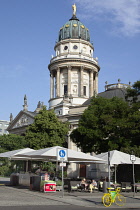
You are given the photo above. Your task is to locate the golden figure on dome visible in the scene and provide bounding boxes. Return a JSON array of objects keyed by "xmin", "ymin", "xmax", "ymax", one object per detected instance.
[{"xmin": 72, "ymin": 3, "xmax": 76, "ymax": 16}]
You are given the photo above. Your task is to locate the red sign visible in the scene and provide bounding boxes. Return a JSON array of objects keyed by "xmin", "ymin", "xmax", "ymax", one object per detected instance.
[{"xmin": 44, "ymin": 183, "xmax": 56, "ymax": 192}]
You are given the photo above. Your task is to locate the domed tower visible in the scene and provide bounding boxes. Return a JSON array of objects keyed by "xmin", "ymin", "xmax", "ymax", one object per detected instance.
[{"xmin": 48, "ymin": 4, "xmax": 100, "ymax": 114}]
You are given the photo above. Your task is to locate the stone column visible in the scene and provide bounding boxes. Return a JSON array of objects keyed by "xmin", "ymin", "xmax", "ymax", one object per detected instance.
[
  {"xmin": 68, "ymin": 65, "xmax": 71, "ymax": 96},
  {"xmin": 95, "ymin": 72, "xmax": 98, "ymax": 95},
  {"xmin": 89, "ymin": 69, "xmax": 94, "ymax": 97},
  {"xmin": 93, "ymin": 72, "xmax": 95, "ymax": 96},
  {"xmin": 50, "ymin": 72, "xmax": 54, "ymax": 99},
  {"xmin": 56, "ymin": 67, "xmax": 60, "ymax": 97},
  {"xmin": 80, "ymin": 66, "xmax": 84, "ymax": 96}
]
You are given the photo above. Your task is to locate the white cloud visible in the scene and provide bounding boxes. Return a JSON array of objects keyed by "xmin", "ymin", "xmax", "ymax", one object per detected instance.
[{"xmin": 75, "ymin": 0, "xmax": 140, "ymax": 37}]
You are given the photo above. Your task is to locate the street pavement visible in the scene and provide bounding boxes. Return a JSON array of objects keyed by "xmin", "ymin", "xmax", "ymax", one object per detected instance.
[{"xmin": 0, "ymin": 177, "xmax": 140, "ymax": 209}]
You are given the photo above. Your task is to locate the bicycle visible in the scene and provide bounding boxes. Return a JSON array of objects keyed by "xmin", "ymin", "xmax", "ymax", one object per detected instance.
[{"xmin": 102, "ymin": 187, "xmax": 126, "ymax": 207}]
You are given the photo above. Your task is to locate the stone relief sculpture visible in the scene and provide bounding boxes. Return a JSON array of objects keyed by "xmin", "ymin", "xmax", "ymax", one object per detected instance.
[
  {"xmin": 62, "ymin": 72, "xmax": 68, "ymax": 78},
  {"xmin": 14, "ymin": 115, "xmax": 30, "ymax": 128},
  {"xmin": 17, "ymin": 120, "xmax": 21, "ymax": 127},
  {"xmin": 71, "ymin": 71, "xmax": 78, "ymax": 84},
  {"xmin": 72, "ymin": 72, "xmax": 78, "ymax": 77},
  {"xmin": 83, "ymin": 73, "xmax": 88, "ymax": 85},
  {"xmin": 83, "ymin": 80, "xmax": 88, "ymax": 85},
  {"xmin": 83, "ymin": 73, "xmax": 88, "ymax": 79},
  {"xmin": 71, "ymin": 79, "xmax": 78, "ymax": 84},
  {"xmin": 62, "ymin": 72, "xmax": 68, "ymax": 84},
  {"xmin": 73, "ymin": 85, "xmax": 78, "ymax": 94}
]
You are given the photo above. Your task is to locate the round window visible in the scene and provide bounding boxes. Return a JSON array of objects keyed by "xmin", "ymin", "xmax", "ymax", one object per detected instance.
[
  {"xmin": 64, "ymin": 46, "xmax": 68, "ymax": 50},
  {"xmin": 73, "ymin": 45, "xmax": 78, "ymax": 49}
]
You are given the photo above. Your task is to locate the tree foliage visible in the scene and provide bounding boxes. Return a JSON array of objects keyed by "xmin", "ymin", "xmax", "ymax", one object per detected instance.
[
  {"xmin": 121, "ymin": 146, "xmax": 140, "ymax": 158},
  {"xmin": 0, "ymin": 134, "xmax": 26, "ymax": 153},
  {"xmin": 0, "ymin": 134, "xmax": 27, "ymax": 176},
  {"xmin": 126, "ymin": 80, "xmax": 140, "ymax": 103},
  {"xmin": 70, "ymin": 96, "xmax": 140, "ymax": 154},
  {"xmin": 25, "ymin": 106, "xmax": 69, "ymax": 149}
]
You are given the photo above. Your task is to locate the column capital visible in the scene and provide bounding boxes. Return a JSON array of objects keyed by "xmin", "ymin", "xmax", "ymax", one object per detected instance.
[
  {"xmin": 89, "ymin": 68, "xmax": 94, "ymax": 73},
  {"xmin": 57, "ymin": 67, "xmax": 60, "ymax": 72},
  {"xmin": 50, "ymin": 72, "xmax": 54, "ymax": 77},
  {"xmin": 67, "ymin": 65, "xmax": 72, "ymax": 70},
  {"xmin": 95, "ymin": 72, "xmax": 99, "ymax": 77},
  {"xmin": 81, "ymin": 66, "xmax": 84, "ymax": 71}
]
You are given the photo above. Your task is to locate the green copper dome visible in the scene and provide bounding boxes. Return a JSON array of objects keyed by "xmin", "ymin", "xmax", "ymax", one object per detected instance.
[{"xmin": 58, "ymin": 15, "xmax": 90, "ymax": 42}]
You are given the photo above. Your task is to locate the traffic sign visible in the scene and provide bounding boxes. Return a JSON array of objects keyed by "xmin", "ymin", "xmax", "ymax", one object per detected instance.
[
  {"xmin": 57, "ymin": 148, "xmax": 68, "ymax": 161},
  {"xmin": 60, "ymin": 162, "xmax": 66, "ymax": 167},
  {"xmin": 130, "ymin": 155, "xmax": 136, "ymax": 162}
]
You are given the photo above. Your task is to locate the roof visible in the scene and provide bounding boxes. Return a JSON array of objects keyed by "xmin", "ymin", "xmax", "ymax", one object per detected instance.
[
  {"xmin": 98, "ymin": 88, "xmax": 127, "ymax": 100},
  {"xmin": 95, "ymin": 150, "xmax": 140, "ymax": 165},
  {"xmin": 25, "ymin": 111, "xmax": 37, "ymax": 118},
  {"xmin": 15, "ymin": 146, "xmax": 103, "ymax": 162},
  {"xmin": 7, "ymin": 110, "xmax": 37, "ymax": 131},
  {"xmin": 82, "ymin": 87, "xmax": 129, "ymax": 106},
  {"xmin": 82, "ymin": 97, "xmax": 92, "ymax": 106},
  {"xmin": 58, "ymin": 15, "xmax": 90, "ymax": 42}
]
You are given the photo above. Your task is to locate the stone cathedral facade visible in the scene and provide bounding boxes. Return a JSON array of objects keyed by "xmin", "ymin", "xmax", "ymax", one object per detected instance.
[
  {"xmin": 7, "ymin": 5, "xmax": 131, "ymax": 179},
  {"xmin": 7, "ymin": 5, "xmax": 100, "ymax": 178},
  {"xmin": 47, "ymin": 5, "xmax": 100, "ymax": 178}
]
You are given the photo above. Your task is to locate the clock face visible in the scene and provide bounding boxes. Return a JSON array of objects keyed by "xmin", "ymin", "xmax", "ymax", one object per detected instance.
[
  {"xmin": 64, "ymin": 46, "xmax": 68, "ymax": 50},
  {"xmin": 73, "ymin": 45, "xmax": 78, "ymax": 49}
]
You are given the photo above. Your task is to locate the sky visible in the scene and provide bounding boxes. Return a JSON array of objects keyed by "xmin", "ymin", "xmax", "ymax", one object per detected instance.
[{"xmin": 0, "ymin": 0, "xmax": 140, "ymax": 121}]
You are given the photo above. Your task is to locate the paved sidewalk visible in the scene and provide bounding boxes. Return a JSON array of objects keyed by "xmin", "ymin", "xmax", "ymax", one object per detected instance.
[{"xmin": 0, "ymin": 177, "xmax": 140, "ymax": 208}]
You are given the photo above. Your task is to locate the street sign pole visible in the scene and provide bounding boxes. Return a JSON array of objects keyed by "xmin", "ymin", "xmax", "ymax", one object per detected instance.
[
  {"xmin": 132, "ymin": 161, "xmax": 135, "ymax": 197},
  {"xmin": 62, "ymin": 159, "xmax": 64, "ymax": 198},
  {"xmin": 57, "ymin": 148, "xmax": 68, "ymax": 198},
  {"xmin": 130, "ymin": 154, "xmax": 136, "ymax": 198},
  {"xmin": 108, "ymin": 151, "xmax": 110, "ymax": 187}
]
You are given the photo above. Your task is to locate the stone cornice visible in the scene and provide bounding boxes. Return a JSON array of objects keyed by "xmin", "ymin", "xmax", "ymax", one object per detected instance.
[{"xmin": 48, "ymin": 58, "xmax": 100, "ymax": 71}]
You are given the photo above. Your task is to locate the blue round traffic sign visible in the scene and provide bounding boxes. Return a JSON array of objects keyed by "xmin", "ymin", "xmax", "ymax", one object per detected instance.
[{"xmin": 59, "ymin": 150, "xmax": 66, "ymax": 158}]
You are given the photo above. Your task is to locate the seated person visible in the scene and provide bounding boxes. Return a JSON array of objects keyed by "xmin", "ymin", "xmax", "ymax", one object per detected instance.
[
  {"xmin": 80, "ymin": 178, "xmax": 88, "ymax": 191},
  {"xmin": 89, "ymin": 179, "xmax": 97, "ymax": 193}
]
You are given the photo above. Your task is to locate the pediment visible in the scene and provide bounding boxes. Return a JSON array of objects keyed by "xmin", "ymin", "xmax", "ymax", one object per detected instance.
[{"xmin": 7, "ymin": 111, "xmax": 36, "ymax": 131}]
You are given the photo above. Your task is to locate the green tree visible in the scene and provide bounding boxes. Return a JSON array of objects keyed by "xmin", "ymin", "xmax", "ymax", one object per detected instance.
[
  {"xmin": 126, "ymin": 80, "xmax": 140, "ymax": 103},
  {"xmin": 121, "ymin": 146, "xmax": 140, "ymax": 158},
  {"xmin": 125, "ymin": 81, "xmax": 140, "ymax": 146},
  {"xmin": 70, "ymin": 97, "xmax": 140, "ymax": 154},
  {"xmin": 0, "ymin": 134, "xmax": 26, "ymax": 153},
  {"xmin": 0, "ymin": 134, "xmax": 26, "ymax": 176},
  {"xmin": 25, "ymin": 106, "xmax": 69, "ymax": 149}
]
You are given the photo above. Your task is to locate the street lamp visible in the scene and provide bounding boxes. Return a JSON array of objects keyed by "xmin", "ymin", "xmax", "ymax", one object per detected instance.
[{"xmin": 130, "ymin": 152, "xmax": 136, "ymax": 197}]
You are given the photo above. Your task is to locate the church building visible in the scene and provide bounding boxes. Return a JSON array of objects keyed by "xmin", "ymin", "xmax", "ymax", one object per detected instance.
[{"xmin": 7, "ymin": 4, "xmax": 131, "ymax": 179}]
